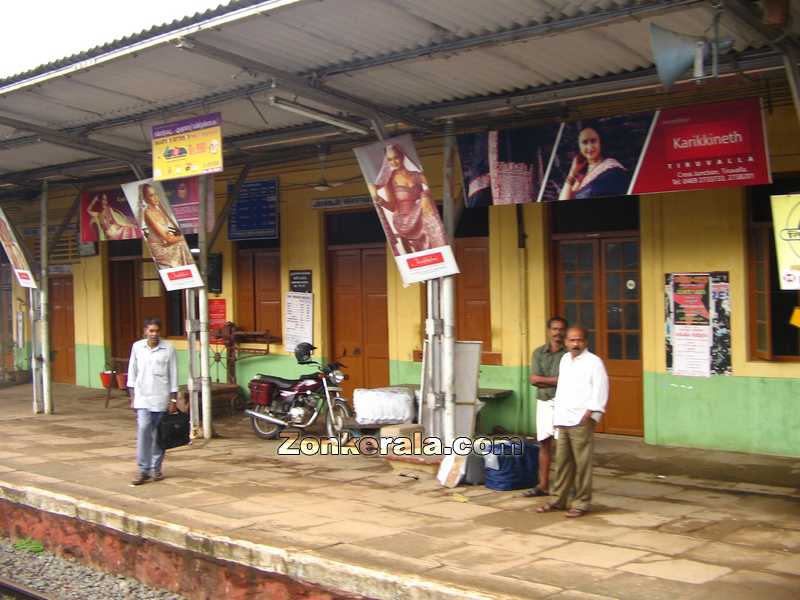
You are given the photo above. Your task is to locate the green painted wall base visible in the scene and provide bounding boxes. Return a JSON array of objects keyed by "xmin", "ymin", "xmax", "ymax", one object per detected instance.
[
  {"xmin": 389, "ymin": 360, "xmax": 536, "ymax": 436},
  {"xmin": 75, "ymin": 344, "xmax": 110, "ymax": 389},
  {"xmin": 645, "ymin": 371, "xmax": 800, "ymax": 458}
]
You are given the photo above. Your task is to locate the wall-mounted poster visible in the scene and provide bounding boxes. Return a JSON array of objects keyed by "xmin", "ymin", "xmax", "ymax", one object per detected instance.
[
  {"xmin": 354, "ymin": 134, "xmax": 459, "ymax": 286},
  {"xmin": 121, "ymin": 178, "xmax": 203, "ymax": 291},
  {"xmin": 665, "ymin": 272, "xmax": 731, "ymax": 377},
  {"xmin": 152, "ymin": 113, "xmax": 223, "ymax": 182},
  {"xmin": 284, "ymin": 292, "xmax": 313, "ymax": 352},
  {"xmin": 228, "ymin": 179, "xmax": 279, "ymax": 240},
  {"xmin": 80, "ymin": 189, "xmax": 141, "ymax": 242},
  {"xmin": 0, "ymin": 207, "xmax": 37, "ymax": 288},
  {"xmin": 770, "ymin": 194, "xmax": 800, "ymax": 290}
]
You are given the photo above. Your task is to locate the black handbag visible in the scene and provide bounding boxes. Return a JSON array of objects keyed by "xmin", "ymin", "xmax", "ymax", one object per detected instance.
[{"xmin": 157, "ymin": 412, "xmax": 191, "ymax": 450}]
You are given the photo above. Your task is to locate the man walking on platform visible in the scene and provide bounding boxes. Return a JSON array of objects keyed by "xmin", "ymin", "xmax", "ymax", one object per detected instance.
[
  {"xmin": 127, "ymin": 318, "xmax": 178, "ymax": 485},
  {"xmin": 537, "ymin": 326, "xmax": 608, "ymax": 517},
  {"xmin": 523, "ymin": 316, "xmax": 567, "ymax": 497}
]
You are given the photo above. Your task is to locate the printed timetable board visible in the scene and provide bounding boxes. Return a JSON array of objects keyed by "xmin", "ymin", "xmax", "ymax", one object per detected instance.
[{"xmin": 228, "ymin": 179, "xmax": 279, "ymax": 240}]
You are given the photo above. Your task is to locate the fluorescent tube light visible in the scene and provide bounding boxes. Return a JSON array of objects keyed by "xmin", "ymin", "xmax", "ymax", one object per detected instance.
[{"xmin": 269, "ymin": 96, "xmax": 371, "ymax": 136}]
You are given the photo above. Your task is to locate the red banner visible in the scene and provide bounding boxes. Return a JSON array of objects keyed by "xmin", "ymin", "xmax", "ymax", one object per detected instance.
[{"xmin": 632, "ymin": 98, "xmax": 770, "ymax": 194}]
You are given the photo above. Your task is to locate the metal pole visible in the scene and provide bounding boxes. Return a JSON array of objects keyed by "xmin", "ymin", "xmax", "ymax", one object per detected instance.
[
  {"xmin": 427, "ymin": 279, "xmax": 442, "ymax": 439},
  {"xmin": 29, "ymin": 289, "xmax": 41, "ymax": 414},
  {"xmin": 40, "ymin": 181, "xmax": 52, "ymax": 414},
  {"xmin": 441, "ymin": 119, "xmax": 456, "ymax": 446},
  {"xmin": 186, "ymin": 288, "xmax": 200, "ymax": 437},
  {"xmin": 198, "ymin": 175, "xmax": 212, "ymax": 439}
]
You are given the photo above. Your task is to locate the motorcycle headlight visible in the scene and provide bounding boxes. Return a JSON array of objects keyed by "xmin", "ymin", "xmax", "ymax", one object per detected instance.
[{"xmin": 329, "ymin": 369, "xmax": 345, "ymax": 384}]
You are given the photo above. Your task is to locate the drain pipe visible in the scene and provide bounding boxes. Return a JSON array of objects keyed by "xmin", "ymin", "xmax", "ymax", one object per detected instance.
[
  {"xmin": 516, "ymin": 204, "xmax": 530, "ymax": 435},
  {"xmin": 441, "ymin": 119, "xmax": 457, "ymax": 446},
  {"xmin": 198, "ymin": 175, "xmax": 212, "ymax": 439},
  {"xmin": 40, "ymin": 181, "xmax": 52, "ymax": 414}
]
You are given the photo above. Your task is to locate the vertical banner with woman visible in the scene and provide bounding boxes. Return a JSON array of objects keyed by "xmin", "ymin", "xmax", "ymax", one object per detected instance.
[
  {"xmin": 121, "ymin": 179, "xmax": 203, "ymax": 291},
  {"xmin": 0, "ymin": 208, "xmax": 37, "ymax": 288},
  {"xmin": 354, "ymin": 134, "xmax": 459, "ymax": 286}
]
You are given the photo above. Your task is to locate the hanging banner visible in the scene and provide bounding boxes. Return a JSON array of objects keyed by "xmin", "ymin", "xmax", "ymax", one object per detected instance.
[
  {"xmin": 152, "ymin": 112, "xmax": 223, "ymax": 182},
  {"xmin": 353, "ymin": 134, "xmax": 459, "ymax": 286},
  {"xmin": 665, "ymin": 272, "xmax": 731, "ymax": 377},
  {"xmin": 121, "ymin": 179, "xmax": 203, "ymax": 291},
  {"xmin": 228, "ymin": 179, "xmax": 279, "ymax": 240},
  {"xmin": 162, "ymin": 176, "xmax": 215, "ymax": 235},
  {"xmin": 0, "ymin": 208, "xmax": 37, "ymax": 288},
  {"xmin": 80, "ymin": 189, "xmax": 141, "ymax": 242},
  {"xmin": 770, "ymin": 194, "xmax": 800, "ymax": 290}
]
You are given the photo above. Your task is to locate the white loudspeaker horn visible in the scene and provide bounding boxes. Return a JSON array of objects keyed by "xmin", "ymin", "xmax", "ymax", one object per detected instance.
[{"xmin": 650, "ymin": 24, "xmax": 708, "ymax": 90}]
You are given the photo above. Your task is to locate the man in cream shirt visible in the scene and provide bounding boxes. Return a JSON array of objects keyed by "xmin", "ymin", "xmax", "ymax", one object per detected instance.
[
  {"xmin": 537, "ymin": 326, "xmax": 608, "ymax": 518},
  {"xmin": 127, "ymin": 318, "xmax": 178, "ymax": 486}
]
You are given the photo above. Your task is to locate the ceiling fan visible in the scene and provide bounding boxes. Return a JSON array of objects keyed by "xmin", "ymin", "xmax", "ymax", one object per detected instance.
[{"xmin": 310, "ymin": 145, "xmax": 347, "ymax": 191}]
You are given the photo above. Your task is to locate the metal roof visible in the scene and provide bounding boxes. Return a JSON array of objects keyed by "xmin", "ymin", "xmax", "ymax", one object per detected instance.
[{"xmin": 0, "ymin": 0, "xmax": 798, "ymax": 190}]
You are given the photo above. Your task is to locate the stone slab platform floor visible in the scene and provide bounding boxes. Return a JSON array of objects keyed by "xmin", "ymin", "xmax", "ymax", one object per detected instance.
[{"xmin": 1, "ymin": 383, "xmax": 799, "ymax": 599}]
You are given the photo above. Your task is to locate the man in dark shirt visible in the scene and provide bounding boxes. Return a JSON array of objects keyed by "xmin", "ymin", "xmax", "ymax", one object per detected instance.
[{"xmin": 523, "ymin": 316, "xmax": 567, "ymax": 497}]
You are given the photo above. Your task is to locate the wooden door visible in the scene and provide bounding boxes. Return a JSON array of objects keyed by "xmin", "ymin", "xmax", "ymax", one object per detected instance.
[
  {"xmin": 554, "ymin": 238, "xmax": 643, "ymax": 435},
  {"xmin": 329, "ymin": 246, "xmax": 389, "ymax": 398},
  {"xmin": 110, "ymin": 260, "xmax": 139, "ymax": 365},
  {"xmin": 50, "ymin": 275, "xmax": 76, "ymax": 384}
]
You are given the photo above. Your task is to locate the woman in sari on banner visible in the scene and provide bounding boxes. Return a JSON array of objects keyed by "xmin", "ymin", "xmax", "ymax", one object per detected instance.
[
  {"xmin": 373, "ymin": 144, "xmax": 447, "ymax": 255},
  {"xmin": 559, "ymin": 124, "xmax": 630, "ymax": 200},
  {"xmin": 87, "ymin": 193, "xmax": 139, "ymax": 241},
  {"xmin": 140, "ymin": 183, "xmax": 193, "ymax": 269}
]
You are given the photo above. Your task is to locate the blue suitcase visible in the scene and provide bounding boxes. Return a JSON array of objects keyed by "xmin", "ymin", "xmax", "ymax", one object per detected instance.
[{"xmin": 484, "ymin": 439, "xmax": 539, "ymax": 491}]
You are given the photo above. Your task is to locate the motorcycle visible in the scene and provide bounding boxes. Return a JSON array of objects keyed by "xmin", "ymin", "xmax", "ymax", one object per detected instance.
[{"xmin": 245, "ymin": 343, "xmax": 352, "ymax": 441}]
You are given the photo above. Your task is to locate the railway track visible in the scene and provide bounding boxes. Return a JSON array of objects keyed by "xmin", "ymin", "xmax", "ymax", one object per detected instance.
[{"xmin": 0, "ymin": 575, "xmax": 53, "ymax": 600}]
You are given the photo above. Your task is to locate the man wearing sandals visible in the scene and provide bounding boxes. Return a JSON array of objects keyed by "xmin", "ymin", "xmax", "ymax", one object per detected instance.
[
  {"xmin": 523, "ymin": 316, "xmax": 567, "ymax": 498},
  {"xmin": 537, "ymin": 326, "xmax": 608, "ymax": 518}
]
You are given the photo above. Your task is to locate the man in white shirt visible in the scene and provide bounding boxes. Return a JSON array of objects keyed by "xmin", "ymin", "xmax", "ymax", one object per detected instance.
[
  {"xmin": 127, "ymin": 318, "xmax": 178, "ymax": 486},
  {"xmin": 537, "ymin": 326, "xmax": 608, "ymax": 518}
]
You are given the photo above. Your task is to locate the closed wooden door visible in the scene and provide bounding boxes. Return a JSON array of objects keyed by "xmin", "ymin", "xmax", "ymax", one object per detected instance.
[
  {"xmin": 110, "ymin": 260, "xmax": 139, "ymax": 365},
  {"xmin": 50, "ymin": 275, "xmax": 76, "ymax": 384},
  {"xmin": 554, "ymin": 238, "xmax": 643, "ymax": 435},
  {"xmin": 329, "ymin": 246, "xmax": 389, "ymax": 398}
]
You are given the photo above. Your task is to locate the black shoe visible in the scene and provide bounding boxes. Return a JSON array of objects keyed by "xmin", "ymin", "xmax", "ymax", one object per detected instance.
[{"xmin": 131, "ymin": 472, "xmax": 151, "ymax": 486}]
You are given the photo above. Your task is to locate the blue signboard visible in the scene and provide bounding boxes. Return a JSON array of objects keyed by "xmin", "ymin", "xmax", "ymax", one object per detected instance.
[{"xmin": 228, "ymin": 179, "xmax": 279, "ymax": 240}]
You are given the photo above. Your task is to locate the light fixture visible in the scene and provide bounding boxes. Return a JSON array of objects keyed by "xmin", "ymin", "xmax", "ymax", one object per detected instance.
[{"xmin": 268, "ymin": 96, "xmax": 371, "ymax": 136}]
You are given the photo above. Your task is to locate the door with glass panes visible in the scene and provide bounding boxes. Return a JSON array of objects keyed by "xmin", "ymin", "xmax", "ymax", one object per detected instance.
[{"xmin": 553, "ymin": 237, "xmax": 643, "ymax": 435}]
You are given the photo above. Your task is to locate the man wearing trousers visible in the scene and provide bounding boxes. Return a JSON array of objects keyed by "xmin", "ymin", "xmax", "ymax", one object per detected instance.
[
  {"xmin": 537, "ymin": 326, "xmax": 608, "ymax": 518},
  {"xmin": 127, "ymin": 318, "xmax": 178, "ymax": 486}
]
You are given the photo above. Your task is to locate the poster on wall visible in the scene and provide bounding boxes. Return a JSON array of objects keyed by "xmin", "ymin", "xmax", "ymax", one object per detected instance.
[
  {"xmin": 209, "ymin": 298, "xmax": 227, "ymax": 344},
  {"xmin": 353, "ymin": 134, "xmax": 459, "ymax": 286},
  {"xmin": 80, "ymin": 189, "xmax": 141, "ymax": 242},
  {"xmin": 152, "ymin": 113, "xmax": 223, "ymax": 182},
  {"xmin": 0, "ymin": 207, "xmax": 37, "ymax": 288},
  {"xmin": 284, "ymin": 292, "xmax": 313, "ymax": 352},
  {"xmin": 458, "ymin": 98, "xmax": 771, "ymax": 205},
  {"xmin": 121, "ymin": 178, "xmax": 203, "ymax": 291},
  {"xmin": 770, "ymin": 194, "xmax": 800, "ymax": 290},
  {"xmin": 665, "ymin": 272, "xmax": 731, "ymax": 376},
  {"xmin": 228, "ymin": 179, "xmax": 279, "ymax": 240}
]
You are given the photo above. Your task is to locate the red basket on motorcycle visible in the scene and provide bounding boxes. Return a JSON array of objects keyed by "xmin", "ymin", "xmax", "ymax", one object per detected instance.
[{"xmin": 248, "ymin": 379, "xmax": 274, "ymax": 406}]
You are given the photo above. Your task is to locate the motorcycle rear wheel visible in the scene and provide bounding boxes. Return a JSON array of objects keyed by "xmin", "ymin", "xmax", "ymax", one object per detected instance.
[
  {"xmin": 326, "ymin": 400, "xmax": 353, "ymax": 445},
  {"xmin": 250, "ymin": 405, "xmax": 285, "ymax": 439}
]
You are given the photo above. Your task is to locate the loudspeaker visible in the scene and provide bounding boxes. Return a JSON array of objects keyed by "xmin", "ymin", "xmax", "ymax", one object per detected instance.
[{"xmin": 650, "ymin": 24, "xmax": 708, "ymax": 90}]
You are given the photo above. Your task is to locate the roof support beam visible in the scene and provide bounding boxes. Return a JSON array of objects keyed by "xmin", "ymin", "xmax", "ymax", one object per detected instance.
[
  {"xmin": 0, "ymin": 114, "xmax": 147, "ymax": 166},
  {"xmin": 313, "ymin": 0, "xmax": 707, "ymax": 79},
  {"xmin": 176, "ymin": 38, "xmax": 429, "ymax": 133}
]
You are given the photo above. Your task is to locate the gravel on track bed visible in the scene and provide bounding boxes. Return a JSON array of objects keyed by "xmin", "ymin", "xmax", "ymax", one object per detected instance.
[{"xmin": 0, "ymin": 537, "xmax": 186, "ymax": 600}]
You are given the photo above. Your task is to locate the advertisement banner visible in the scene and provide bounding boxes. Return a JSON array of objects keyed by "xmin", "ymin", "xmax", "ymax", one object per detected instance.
[
  {"xmin": 632, "ymin": 98, "xmax": 770, "ymax": 195},
  {"xmin": 353, "ymin": 134, "xmax": 459, "ymax": 286},
  {"xmin": 152, "ymin": 113, "xmax": 223, "ymax": 182},
  {"xmin": 0, "ymin": 208, "xmax": 37, "ymax": 288},
  {"xmin": 162, "ymin": 176, "xmax": 215, "ymax": 235},
  {"xmin": 80, "ymin": 189, "xmax": 141, "ymax": 243},
  {"xmin": 121, "ymin": 179, "xmax": 203, "ymax": 291},
  {"xmin": 770, "ymin": 194, "xmax": 800, "ymax": 290}
]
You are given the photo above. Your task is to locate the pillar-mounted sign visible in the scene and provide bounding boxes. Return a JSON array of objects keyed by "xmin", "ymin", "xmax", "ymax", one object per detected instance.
[
  {"xmin": 354, "ymin": 134, "xmax": 459, "ymax": 286},
  {"xmin": 152, "ymin": 113, "xmax": 223, "ymax": 182},
  {"xmin": 0, "ymin": 207, "xmax": 37, "ymax": 288},
  {"xmin": 770, "ymin": 194, "xmax": 800, "ymax": 290}
]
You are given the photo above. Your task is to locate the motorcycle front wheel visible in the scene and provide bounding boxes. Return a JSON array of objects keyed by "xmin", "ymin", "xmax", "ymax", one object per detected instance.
[
  {"xmin": 326, "ymin": 400, "xmax": 352, "ymax": 445},
  {"xmin": 250, "ymin": 405, "xmax": 285, "ymax": 439}
]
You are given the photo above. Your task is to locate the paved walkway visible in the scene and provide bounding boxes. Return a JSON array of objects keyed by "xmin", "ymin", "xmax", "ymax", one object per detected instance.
[{"xmin": 1, "ymin": 383, "xmax": 799, "ymax": 599}]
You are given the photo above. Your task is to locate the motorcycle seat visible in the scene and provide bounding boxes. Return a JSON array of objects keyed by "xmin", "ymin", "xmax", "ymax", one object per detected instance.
[{"xmin": 256, "ymin": 375, "xmax": 298, "ymax": 390}]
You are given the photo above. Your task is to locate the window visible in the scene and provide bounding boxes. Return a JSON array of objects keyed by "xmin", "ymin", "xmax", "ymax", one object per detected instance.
[
  {"xmin": 236, "ymin": 242, "xmax": 281, "ymax": 337},
  {"xmin": 748, "ymin": 180, "xmax": 800, "ymax": 360}
]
